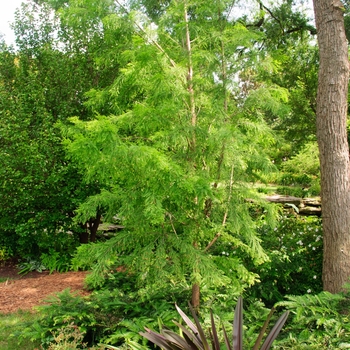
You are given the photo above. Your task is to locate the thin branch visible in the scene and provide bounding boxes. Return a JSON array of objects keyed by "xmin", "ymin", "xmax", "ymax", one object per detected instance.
[
  {"xmin": 259, "ymin": 1, "xmax": 280, "ymax": 25},
  {"xmin": 285, "ymin": 25, "xmax": 317, "ymax": 36},
  {"xmin": 205, "ymin": 164, "xmax": 234, "ymax": 251},
  {"xmin": 167, "ymin": 212, "xmax": 178, "ymax": 237},
  {"xmin": 246, "ymin": 1, "xmax": 265, "ymax": 29},
  {"xmin": 114, "ymin": 0, "xmax": 176, "ymax": 68}
]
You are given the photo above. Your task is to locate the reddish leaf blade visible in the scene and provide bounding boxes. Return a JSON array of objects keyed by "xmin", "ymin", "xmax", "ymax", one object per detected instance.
[
  {"xmin": 188, "ymin": 303, "xmax": 210, "ymax": 350},
  {"xmin": 163, "ymin": 329, "xmax": 192, "ymax": 349},
  {"xmin": 175, "ymin": 303, "xmax": 200, "ymax": 339},
  {"xmin": 222, "ymin": 324, "xmax": 232, "ymax": 350},
  {"xmin": 252, "ymin": 307, "xmax": 275, "ymax": 350},
  {"xmin": 260, "ymin": 311, "xmax": 290, "ymax": 350},
  {"xmin": 140, "ymin": 328, "xmax": 175, "ymax": 350},
  {"xmin": 210, "ymin": 310, "xmax": 220, "ymax": 350},
  {"xmin": 232, "ymin": 297, "xmax": 243, "ymax": 350},
  {"xmin": 173, "ymin": 321, "xmax": 203, "ymax": 349}
]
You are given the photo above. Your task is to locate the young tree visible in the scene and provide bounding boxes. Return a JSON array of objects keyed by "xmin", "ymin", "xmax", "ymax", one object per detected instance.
[
  {"xmin": 313, "ymin": 0, "xmax": 350, "ymax": 293},
  {"xmin": 64, "ymin": 0, "xmax": 282, "ymax": 308}
]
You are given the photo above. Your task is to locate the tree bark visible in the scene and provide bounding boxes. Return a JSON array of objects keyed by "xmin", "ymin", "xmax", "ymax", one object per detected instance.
[
  {"xmin": 79, "ymin": 223, "xmax": 89, "ymax": 244},
  {"xmin": 191, "ymin": 283, "xmax": 200, "ymax": 312},
  {"xmin": 88, "ymin": 213, "xmax": 101, "ymax": 243},
  {"xmin": 313, "ymin": 0, "xmax": 350, "ymax": 293}
]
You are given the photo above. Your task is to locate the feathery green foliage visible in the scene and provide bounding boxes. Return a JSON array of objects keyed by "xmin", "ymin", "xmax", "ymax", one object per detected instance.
[{"xmin": 65, "ymin": 0, "xmax": 281, "ymax": 297}]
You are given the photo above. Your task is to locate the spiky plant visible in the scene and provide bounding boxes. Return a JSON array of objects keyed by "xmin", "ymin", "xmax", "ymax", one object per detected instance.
[{"xmin": 140, "ymin": 297, "xmax": 289, "ymax": 350}]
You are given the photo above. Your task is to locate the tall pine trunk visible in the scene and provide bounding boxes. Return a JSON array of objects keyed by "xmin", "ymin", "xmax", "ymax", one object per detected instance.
[{"xmin": 313, "ymin": 0, "xmax": 350, "ymax": 293}]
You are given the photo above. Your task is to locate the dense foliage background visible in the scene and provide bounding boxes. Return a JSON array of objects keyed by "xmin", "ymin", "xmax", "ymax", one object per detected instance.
[{"xmin": 1, "ymin": 0, "xmax": 349, "ymax": 349}]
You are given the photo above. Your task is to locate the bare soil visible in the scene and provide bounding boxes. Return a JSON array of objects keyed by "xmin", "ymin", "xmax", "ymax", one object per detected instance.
[{"xmin": 0, "ymin": 263, "xmax": 89, "ymax": 314}]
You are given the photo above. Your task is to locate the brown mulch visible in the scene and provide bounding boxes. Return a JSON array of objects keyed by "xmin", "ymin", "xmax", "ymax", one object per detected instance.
[{"xmin": 0, "ymin": 263, "xmax": 89, "ymax": 314}]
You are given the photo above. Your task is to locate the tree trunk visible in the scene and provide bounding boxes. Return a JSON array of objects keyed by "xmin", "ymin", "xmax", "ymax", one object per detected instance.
[
  {"xmin": 79, "ymin": 223, "xmax": 89, "ymax": 244},
  {"xmin": 313, "ymin": 0, "xmax": 350, "ymax": 293},
  {"xmin": 191, "ymin": 283, "xmax": 200, "ymax": 312},
  {"xmin": 88, "ymin": 213, "xmax": 101, "ymax": 243}
]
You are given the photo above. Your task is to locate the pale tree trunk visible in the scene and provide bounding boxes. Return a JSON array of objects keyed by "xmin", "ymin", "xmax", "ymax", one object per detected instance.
[
  {"xmin": 183, "ymin": 1, "xmax": 200, "ymax": 310},
  {"xmin": 313, "ymin": 0, "xmax": 350, "ymax": 293}
]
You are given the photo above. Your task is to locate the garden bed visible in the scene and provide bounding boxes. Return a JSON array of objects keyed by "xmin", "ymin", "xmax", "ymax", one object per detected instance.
[{"xmin": 0, "ymin": 265, "xmax": 89, "ymax": 314}]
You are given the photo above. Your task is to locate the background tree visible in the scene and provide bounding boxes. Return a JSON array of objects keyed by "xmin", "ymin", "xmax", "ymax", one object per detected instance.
[
  {"xmin": 0, "ymin": 0, "xmax": 122, "ymax": 258},
  {"xmin": 313, "ymin": 0, "xmax": 350, "ymax": 293}
]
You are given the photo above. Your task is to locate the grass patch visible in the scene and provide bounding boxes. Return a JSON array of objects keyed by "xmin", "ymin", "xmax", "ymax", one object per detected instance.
[
  {"xmin": 0, "ymin": 277, "xmax": 10, "ymax": 283},
  {"xmin": 0, "ymin": 310, "xmax": 41, "ymax": 349}
]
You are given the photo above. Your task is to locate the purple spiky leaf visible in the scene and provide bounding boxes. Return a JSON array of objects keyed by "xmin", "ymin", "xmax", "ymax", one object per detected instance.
[
  {"xmin": 183, "ymin": 331, "xmax": 202, "ymax": 350},
  {"xmin": 173, "ymin": 321, "xmax": 203, "ymax": 349},
  {"xmin": 232, "ymin": 297, "xmax": 243, "ymax": 350},
  {"xmin": 260, "ymin": 311, "xmax": 290, "ymax": 350},
  {"xmin": 175, "ymin": 303, "xmax": 200, "ymax": 339},
  {"xmin": 140, "ymin": 328, "xmax": 176, "ymax": 350},
  {"xmin": 252, "ymin": 307, "xmax": 275, "ymax": 350},
  {"xmin": 162, "ymin": 329, "xmax": 192, "ymax": 349},
  {"xmin": 210, "ymin": 310, "xmax": 220, "ymax": 350},
  {"xmin": 222, "ymin": 324, "xmax": 232, "ymax": 350},
  {"xmin": 187, "ymin": 303, "xmax": 210, "ymax": 350}
]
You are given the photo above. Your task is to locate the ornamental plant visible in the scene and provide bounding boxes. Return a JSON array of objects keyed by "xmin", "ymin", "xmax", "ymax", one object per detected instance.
[{"xmin": 140, "ymin": 297, "xmax": 289, "ymax": 350}]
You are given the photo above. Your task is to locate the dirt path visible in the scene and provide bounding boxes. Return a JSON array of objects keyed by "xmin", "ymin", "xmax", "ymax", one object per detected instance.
[{"xmin": 0, "ymin": 264, "xmax": 89, "ymax": 314}]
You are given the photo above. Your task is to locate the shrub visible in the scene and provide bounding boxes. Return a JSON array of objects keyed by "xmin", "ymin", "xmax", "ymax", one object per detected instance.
[
  {"xmin": 41, "ymin": 250, "xmax": 72, "ymax": 273},
  {"xmin": 0, "ymin": 246, "xmax": 13, "ymax": 264},
  {"xmin": 273, "ymin": 142, "xmax": 320, "ymax": 197},
  {"xmin": 17, "ymin": 258, "xmax": 47, "ymax": 274},
  {"xmin": 281, "ymin": 142, "xmax": 319, "ymax": 177},
  {"xmin": 245, "ymin": 215, "xmax": 323, "ymax": 306},
  {"xmin": 275, "ymin": 186, "xmax": 305, "ymax": 198},
  {"xmin": 19, "ymin": 280, "xmax": 189, "ymax": 348},
  {"xmin": 274, "ymin": 290, "xmax": 350, "ymax": 349},
  {"xmin": 47, "ymin": 322, "xmax": 105, "ymax": 350}
]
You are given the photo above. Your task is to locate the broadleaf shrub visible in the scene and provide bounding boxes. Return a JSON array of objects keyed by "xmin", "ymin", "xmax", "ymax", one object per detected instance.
[{"xmin": 245, "ymin": 215, "xmax": 323, "ymax": 306}]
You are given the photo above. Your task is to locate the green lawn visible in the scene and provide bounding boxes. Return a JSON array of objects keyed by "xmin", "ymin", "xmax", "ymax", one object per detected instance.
[{"xmin": 0, "ymin": 310, "xmax": 41, "ymax": 349}]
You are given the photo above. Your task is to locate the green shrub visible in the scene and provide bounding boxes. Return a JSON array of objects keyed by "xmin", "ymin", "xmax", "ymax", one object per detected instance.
[
  {"xmin": 245, "ymin": 216, "xmax": 323, "ymax": 306},
  {"xmin": 274, "ymin": 290, "xmax": 350, "ymax": 349},
  {"xmin": 41, "ymin": 249, "xmax": 72, "ymax": 273},
  {"xmin": 19, "ymin": 279, "xmax": 190, "ymax": 348},
  {"xmin": 278, "ymin": 173, "xmax": 313, "ymax": 187},
  {"xmin": 273, "ymin": 142, "xmax": 320, "ymax": 197},
  {"xmin": 0, "ymin": 223, "xmax": 80, "ymax": 269},
  {"xmin": 281, "ymin": 142, "xmax": 319, "ymax": 176},
  {"xmin": 276, "ymin": 186, "xmax": 305, "ymax": 198},
  {"xmin": 0, "ymin": 245, "xmax": 13, "ymax": 264}
]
